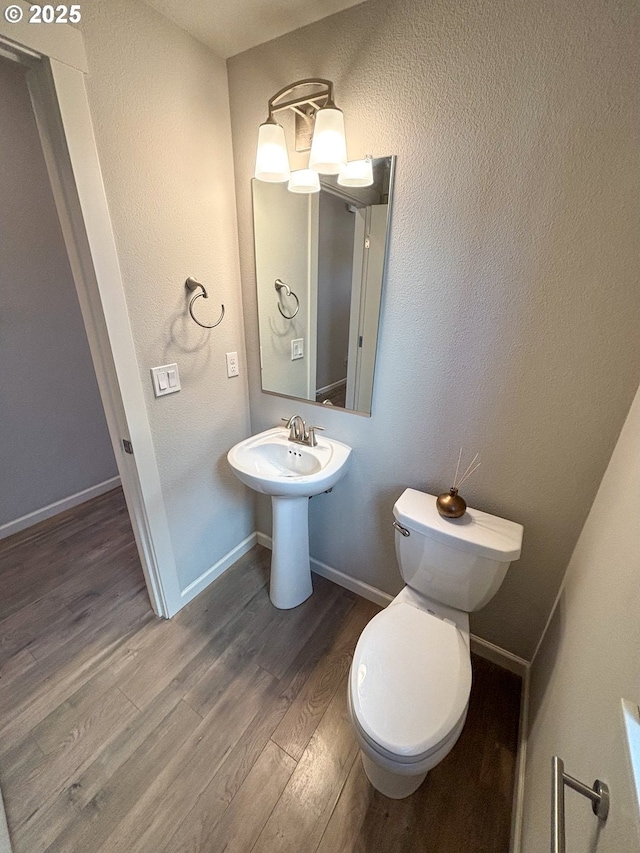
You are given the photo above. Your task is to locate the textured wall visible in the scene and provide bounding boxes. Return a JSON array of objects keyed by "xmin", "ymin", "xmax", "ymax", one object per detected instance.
[
  {"xmin": 522, "ymin": 387, "xmax": 640, "ymax": 851},
  {"xmin": 79, "ymin": 0, "xmax": 253, "ymax": 590},
  {"xmin": 228, "ymin": 0, "xmax": 640, "ymax": 658},
  {"xmin": 0, "ymin": 58, "xmax": 117, "ymax": 527}
]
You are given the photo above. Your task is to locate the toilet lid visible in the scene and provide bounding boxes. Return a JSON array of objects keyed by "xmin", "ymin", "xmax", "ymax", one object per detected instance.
[{"xmin": 350, "ymin": 603, "xmax": 472, "ymax": 759}]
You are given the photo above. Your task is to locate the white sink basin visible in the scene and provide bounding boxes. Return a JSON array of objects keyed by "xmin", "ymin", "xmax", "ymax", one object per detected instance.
[
  {"xmin": 227, "ymin": 426, "xmax": 352, "ymax": 609},
  {"xmin": 227, "ymin": 427, "xmax": 352, "ymax": 497}
]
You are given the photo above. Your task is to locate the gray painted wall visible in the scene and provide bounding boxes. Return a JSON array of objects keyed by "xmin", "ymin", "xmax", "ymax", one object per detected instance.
[
  {"xmin": 522, "ymin": 386, "xmax": 640, "ymax": 851},
  {"xmin": 228, "ymin": 0, "xmax": 640, "ymax": 659},
  {"xmin": 79, "ymin": 0, "xmax": 253, "ymax": 591},
  {"xmin": 0, "ymin": 58, "xmax": 117, "ymax": 527}
]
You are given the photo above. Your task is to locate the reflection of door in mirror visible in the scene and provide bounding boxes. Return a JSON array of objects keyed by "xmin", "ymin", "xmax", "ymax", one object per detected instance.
[
  {"xmin": 345, "ymin": 204, "xmax": 387, "ymax": 412},
  {"xmin": 252, "ymin": 155, "xmax": 394, "ymax": 415},
  {"xmin": 315, "ymin": 192, "xmax": 354, "ymax": 407}
]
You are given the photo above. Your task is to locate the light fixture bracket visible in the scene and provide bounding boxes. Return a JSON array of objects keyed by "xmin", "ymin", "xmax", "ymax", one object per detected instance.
[{"xmin": 267, "ymin": 79, "xmax": 335, "ymax": 153}]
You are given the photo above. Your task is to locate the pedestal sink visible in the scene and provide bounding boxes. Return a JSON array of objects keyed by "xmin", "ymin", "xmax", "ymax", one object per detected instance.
[{"xmin": 227, "ymin": 426, "xmax": 352, "ymax": 609}]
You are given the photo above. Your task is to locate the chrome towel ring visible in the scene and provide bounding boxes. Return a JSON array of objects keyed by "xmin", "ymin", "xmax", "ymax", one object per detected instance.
[
  {"xmin": 275, "ymin": 279, "xmax": 300, "ymax": 320},
  {"xmin": 185, "ymin": 277, "xmax": 225, "ymax": 329}
]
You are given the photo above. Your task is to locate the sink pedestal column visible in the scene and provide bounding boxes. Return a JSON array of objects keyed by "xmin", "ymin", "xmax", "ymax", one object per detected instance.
[{"xmin": 270, "ymin": 495, "xmax": 313, "ymax": 609}]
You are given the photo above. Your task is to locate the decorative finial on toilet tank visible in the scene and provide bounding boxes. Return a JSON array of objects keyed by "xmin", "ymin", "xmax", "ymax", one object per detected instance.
[{"xmin": 436, "ymin": 448, "xmax": 481, "ymax": 519}]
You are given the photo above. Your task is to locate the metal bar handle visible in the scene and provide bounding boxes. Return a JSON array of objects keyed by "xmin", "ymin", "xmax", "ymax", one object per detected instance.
[
  {"xmin": 392, "ymin": 521, "xmax": 410, "ymax": 537},
  {"xmin": 551, "ymin": 756, "xmax": 610, "ymax": 853}
]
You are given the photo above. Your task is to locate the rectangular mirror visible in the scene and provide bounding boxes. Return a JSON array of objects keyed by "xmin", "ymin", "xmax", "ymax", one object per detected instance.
[{"xmin": 252, "ymin": 155, "xmax": 395, "ymax": 415}]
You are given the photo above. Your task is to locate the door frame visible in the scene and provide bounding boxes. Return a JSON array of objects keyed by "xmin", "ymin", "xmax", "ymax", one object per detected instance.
[{"xmin": 0, "ymin": 5, "xmax": 181, "ymax": 617}]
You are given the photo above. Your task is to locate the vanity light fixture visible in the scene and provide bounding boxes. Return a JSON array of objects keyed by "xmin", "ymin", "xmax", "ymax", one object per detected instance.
[
  {"xmin": 338, "ymin": 155, "xmax": 374, "ymax": 188},
  {"xmin": 288, "ymin": 169, "xmax": 320, "ymax": 194},
  {"xmin": 308, "ymin": 98, "xmax": 347, "ymax": 175},
  {"xmin": 254, "ymin": 120, "xmax": 290, "ymax": 183},
  {"xmin": 254, "ymin": 78, "xmax": 370, "ymax": 193}
]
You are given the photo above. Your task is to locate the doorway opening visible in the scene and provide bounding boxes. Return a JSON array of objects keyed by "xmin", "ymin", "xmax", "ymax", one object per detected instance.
[
  {"xmin": 0, "ymin": 17, "xmax": 184, "ymax": 620},
  {"xmin": 0, "ymin": 48, "xmax": 149, "ymax": 625}
]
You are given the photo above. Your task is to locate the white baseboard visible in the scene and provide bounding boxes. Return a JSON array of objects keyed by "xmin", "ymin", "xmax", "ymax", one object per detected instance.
[
  {"xmin": 470, "ymin": 629, "xmax": 531, "ymax": 850},
  {"xmin": 256, "ymin": 532, "xmax": 271, "ymax": 549},
  {"xmin": 316, "ymin": 377, "xmax": 347, "ymax": 396},
  {"xmin": 256, "ymin": 531, "xmax": 393, "ymax": 609},
  {"xmin": 469, "ymin": 635, "xmax": 529, "ymax": 678},
  {"xmin": 510, "ymin": 667, "xmax": 530, "ymax": 853},
  {"xmin": 179, "ymin": 532, "xmax": 258, "ymax": 607},
  {"xmin": 256, "ymin": 531, "xmax": 530, "ymax": 678},
  {"xmin": 0, "ymin": 476, "xmax": 121, "ymax": 541},
  {"xmin": 311, "ymin": 556, "xmax": 394, "ymax": 609}
]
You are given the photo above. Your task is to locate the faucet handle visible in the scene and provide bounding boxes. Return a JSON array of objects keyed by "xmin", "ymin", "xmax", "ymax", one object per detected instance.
[{"xmin": 307, "ymin": 425, "xmax": 325, "ymax": 447}]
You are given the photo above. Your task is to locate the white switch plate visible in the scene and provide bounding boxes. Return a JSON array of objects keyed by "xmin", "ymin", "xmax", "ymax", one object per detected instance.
[
  {"xmin": 226, "ymin": 352, "xmax": 240, "ymax": 377},
  {"xmin": 151, "ymin": 363, "xmax": 180, "ymax": 397},
  {"xmin": 291, "ymin": 338, "xmax": 304, "ymax": 360}
]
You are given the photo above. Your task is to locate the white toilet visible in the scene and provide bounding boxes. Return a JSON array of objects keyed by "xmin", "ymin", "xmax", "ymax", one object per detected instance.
[{"xmin": 348, "ymin": 488, "xmax": 523, "ymax": 799}]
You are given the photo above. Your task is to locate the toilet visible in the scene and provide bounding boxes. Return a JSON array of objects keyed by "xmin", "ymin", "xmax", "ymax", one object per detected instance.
[{"xmin": 348, "ymin": 488, "xmax": 523, "ymax": 799}]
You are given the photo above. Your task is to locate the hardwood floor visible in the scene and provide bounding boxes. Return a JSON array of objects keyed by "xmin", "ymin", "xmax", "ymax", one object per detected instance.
[{"xmin": 0, "ymin": 488, "xmax": 521, "ymax": 852}]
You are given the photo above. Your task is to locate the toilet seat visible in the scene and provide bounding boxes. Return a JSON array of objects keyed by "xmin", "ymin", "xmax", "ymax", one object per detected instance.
[
  {"xmin": 349, "ymin": 603, "xmax": 472, "ymax": 761},
  {"xmin": 348, "ymin": 690, "xmax": 464, "ymax": 767}
]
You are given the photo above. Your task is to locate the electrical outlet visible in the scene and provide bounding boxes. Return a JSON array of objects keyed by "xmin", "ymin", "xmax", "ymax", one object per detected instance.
[{"xmin": 226, "ymin": 352, "xmax": 239, "ymax": 377}]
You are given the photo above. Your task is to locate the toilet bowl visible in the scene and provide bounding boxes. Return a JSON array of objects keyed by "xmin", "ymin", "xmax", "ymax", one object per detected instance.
[
  {"xmin": 348, "ymin": 595, "xmax": 472, "ymax": 798},
  {"xmin": 348, "ymin": 489, "xmax": 523, "ymax": 798}
]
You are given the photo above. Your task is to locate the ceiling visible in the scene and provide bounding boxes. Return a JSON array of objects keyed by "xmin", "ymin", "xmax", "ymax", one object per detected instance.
[{"xmin": 142, "ymin": 0, "xmax": 366, "ymax": 59}]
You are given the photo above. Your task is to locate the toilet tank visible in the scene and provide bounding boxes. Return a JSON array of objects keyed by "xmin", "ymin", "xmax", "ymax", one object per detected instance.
[{"xmin": 393, "ymin": 489, "xmax": 523, "ymax": 612}]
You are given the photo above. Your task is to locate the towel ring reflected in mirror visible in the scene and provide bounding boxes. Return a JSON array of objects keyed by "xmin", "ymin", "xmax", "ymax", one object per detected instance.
[
  {"xmin": 274, "ymin": 279, "xmax": 300, "ymax": 320},
  {"xmin": 185, "ymin": 277, "xmax": 225, "ymax": 329}
]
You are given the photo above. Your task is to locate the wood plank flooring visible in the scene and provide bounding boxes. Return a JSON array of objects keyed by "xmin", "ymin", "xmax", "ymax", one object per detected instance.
[{"xmin": 0, "ymin": 488, "xmax": 521, "ymax": 852}]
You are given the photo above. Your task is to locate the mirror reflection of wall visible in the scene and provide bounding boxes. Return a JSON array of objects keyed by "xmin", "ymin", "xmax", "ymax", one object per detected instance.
[
  {"xmin": 252, "ymin": 155, "xmax": 395, "ymax": 415},
  {"xmin": 316, "ymin": 193, "xmax": 354, "ymax": 407},
  {"xmin": 253, "ymin": 185, "xmax": 314, "ymax": 401}
]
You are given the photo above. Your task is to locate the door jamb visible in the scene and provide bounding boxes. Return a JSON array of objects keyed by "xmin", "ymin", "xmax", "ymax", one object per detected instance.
[{"xmin": 0, "ymin": 8, "xmax": 182, "ymax": 617}]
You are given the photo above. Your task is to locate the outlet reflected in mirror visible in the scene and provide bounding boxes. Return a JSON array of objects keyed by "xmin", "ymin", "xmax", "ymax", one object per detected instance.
[{"xmin": 252, "ymin": 156, "xmax": 395, "ymax": 415}]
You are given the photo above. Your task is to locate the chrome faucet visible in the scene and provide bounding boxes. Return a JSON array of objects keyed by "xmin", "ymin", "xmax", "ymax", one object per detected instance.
[
  {"xmin": 281, "ymin": 415, "xmax": 325, "ymax": 447},
  {"xmin": 284, "ymin": 414, "xmax": 306, "ymax": 442}
]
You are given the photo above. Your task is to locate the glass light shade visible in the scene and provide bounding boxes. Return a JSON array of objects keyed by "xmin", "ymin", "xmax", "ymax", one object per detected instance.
[
  {"xmin": 309, "ymin": 106, "xmax": 347, "ymax": 175},
  {"xmin": 338, "ymin": 158, "xmax": 374, "ymax": 187},
  {"xmin": 254, "ymin": 121, "xmax": 290, "ymax": 182},
  {"xmin": 288, "ymin": 169, "xmax": 320, "ymax": 194}
]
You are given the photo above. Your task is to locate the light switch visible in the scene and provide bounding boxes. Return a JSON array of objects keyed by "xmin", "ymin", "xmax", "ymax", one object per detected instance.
[
  {"xmin": 151, "ymin": 363, "xmax": 180, "ymax": 397},
  {"xmin": 291, "ymin": 338, "xmax": 304, "ymax": 360}
]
